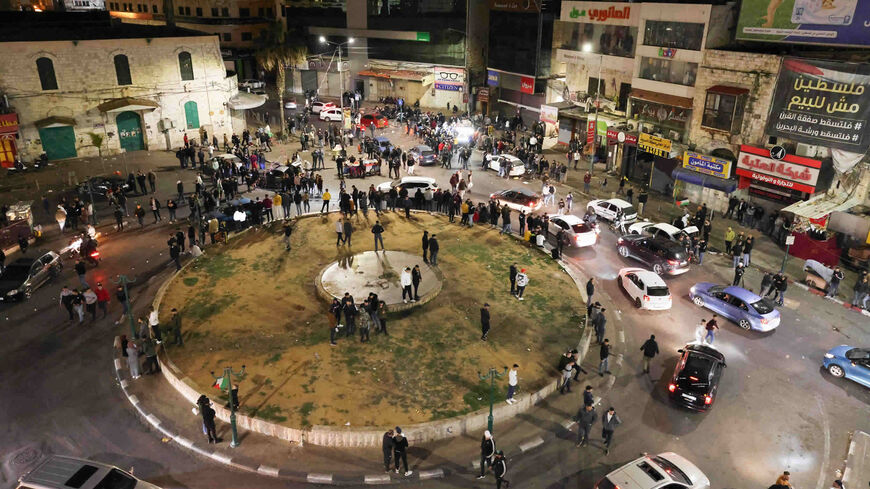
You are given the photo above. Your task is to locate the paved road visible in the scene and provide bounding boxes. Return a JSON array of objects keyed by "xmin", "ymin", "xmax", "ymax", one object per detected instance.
[{"xmin": 1, "ymin": 118, "xmax": 867, "ymax": 489}]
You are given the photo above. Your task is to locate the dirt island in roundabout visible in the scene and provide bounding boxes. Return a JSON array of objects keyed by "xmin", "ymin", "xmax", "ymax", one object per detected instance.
[{"xmin": 158, "ymin": 211, "xmax": 584, "ymax": 434}]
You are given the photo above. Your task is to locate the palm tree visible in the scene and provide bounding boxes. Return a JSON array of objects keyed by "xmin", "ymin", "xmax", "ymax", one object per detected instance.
[{"xmin": 255, "ymin": 22, "xmax": 308, "ymax": 139}]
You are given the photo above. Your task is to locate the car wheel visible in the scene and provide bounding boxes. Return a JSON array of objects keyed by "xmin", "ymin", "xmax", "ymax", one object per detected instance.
[
  {"xmin": 827, "ymin": 364, "xmax": 845, "ymax": 378},
  {"xmin": 692, "ymin": 296, "xmax": 704, "ymax": 307},
  {"xmin": 652, "ymin": 263, "xmax": 664, "ymax": 275},
  {"xmin": 738, "ymin": 319, "xmax": 752, "ymax": 330},
  {"xmin": 618, "ymin": 246, "xmax": 630, "ymax": 258},
  {"xmin": 634, "ymin": 297, "xmax": 642, "ymax": 308}
]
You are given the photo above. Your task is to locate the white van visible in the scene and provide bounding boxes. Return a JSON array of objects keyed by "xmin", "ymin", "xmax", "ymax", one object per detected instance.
[{"xmin": 17, "ymin": 456, "xmax": 161, "ymax": 489}]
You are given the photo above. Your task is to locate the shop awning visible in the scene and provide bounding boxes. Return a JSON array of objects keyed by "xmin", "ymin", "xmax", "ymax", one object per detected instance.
[
  {"xmin": 228, "ymin": 92, "xmax": 267, "ymax": 110},
  {"xmin": 358, "ymin": 69, "xmax": 429, "ymax": 81},
  {"xmin": 34, "ymin": 116, "xmax": 76, "ymax": 128},
  {"xmin": 630, "ymin": 88, "xmax": 693, "ymax": 109},
  {"xmin": 780, "ymin": 193, "xmax": 864, "ymax": 220},
  {"xmin": 707, "ymin": 85, "xmax": 750, "ymax": 96},
  {"xmin": 97, "ymin": 97, "xmax": 159, "ymax": 113},
  {"xmin": 672, "ymin": 168, "xmax": 738, "ymax": 193}
]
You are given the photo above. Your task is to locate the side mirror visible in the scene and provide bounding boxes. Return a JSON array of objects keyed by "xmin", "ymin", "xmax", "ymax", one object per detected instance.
[{"xmin": 677, "ymin": 349, "xmax": 684, "ymax": 353}]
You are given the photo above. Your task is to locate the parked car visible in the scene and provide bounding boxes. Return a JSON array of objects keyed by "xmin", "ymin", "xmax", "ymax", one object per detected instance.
[
  {"xmin": 283, "ymin": 97, "xmax": 298, "ymax": 110},
  {"xmin": 0, "ymin": 251, "xmax": 62, "ymax": 302},
  {"xmin": 616, "ymin": 235, "xmax": 690, "ymax": 275},
  {"xmin": 16, "ymin": 455, "xmax": 162, "ymax": 489},
  {"xmin": 587, "ymin": 198, "xmax": 638, "ymax": 223},
  {"xmin": 239, "ymin": 79, "xmax": 265, "ymax": 90},
  {"xmin": 484, "ymin": 154, "xmax": 525, "ymax": 177},
  {"xmin": 689, "ymin": 283, "xmax": 781, "ymax": 331},
  {"xmin": 595, "ymin": 452, "xmax": 710, "ymax": 489},
  {"xmin": 669, "ymin": 344, "xmax": 726, "ymax": 411},
  {"xmin": 374, "ymin": 136, "xmax": 393, "ymax": 154},
  {"xmin": 628, "ymin": 221, "xmax": 699, "ymax": 242},
  {"xmin": 77, "ymin": 175, "xmax": 135, "ymax": 199},
  {"xmin": 823, "ymin": 345, "xmax": 869, "ymax": 388},
  {"xmin": 376, "ymin": 176, "xmax": 438, "ymax": 194},
  {"xmin": 618, "ymin": 267, "xmax": 672, "ymax": 310},
  {"xmin": 359, "ymin": 113, "xmax": 389, "ymax": 130},
  {"xmin": 319, "ymin": 107, "xmax": 343, "ymax": 122},
  {"xmin": 310, "ymin": 101, "xmax": 335, "ymax": 114},
  {"xmin": 408, "ymin": 145, "xmax": 437, "ymax": 166},
  {"xmin": 490, "ymin": 188, "xmax": 541, "ymax": 213},
  {"xmin": 548, "ymin": 214, "xmax": 599, "ymax": 248}
]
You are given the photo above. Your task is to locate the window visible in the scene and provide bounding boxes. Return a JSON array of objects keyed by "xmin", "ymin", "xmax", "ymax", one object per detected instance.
[
  {"xmin": 702, "ymin": 90, "xmax": 746, "ymax": 133},
  {"xmin": 239, "ymin": 7, "xmax": 249, "ymax": 16},
  {"xmin": 184, "ymin": 101, "xmax": 200, "ymax": 129},
  {"xmin": 151, "ymin": 4, "xmax": 157, "ymax": 13},
  {"xmin": 257, "ymin": 7, "xmax": 263, "ymax": 16},
  {"xmin": 553, "ymin": 21, "xmax": 636, "ymax": 58},
  {"xmin": 178, "ymin": 51, "xmax": 194, "ymax": 80},
  {"xmin": 222, "ymin": 33, "xmax": 231, "ymax": 41},
  {"xmin": 136, "ymin": 3, "xmax": 141, "ymax": 11},
  {"xmin": 639, "ymin": 57, "xmax": 697, "ymax": 86},
  {"xmin": 643, "ymin": 21, "xmax": 705, "ymax": 51},
  {"xmin": 211, "ymin": 7, "xmax": 217, "ymax": 15},
  {"xmin": 195, "ymin": 7, "xmax": 201, "ymax": 15},
  {"xmin": 266, "ymin": 7, "xmax": 273, "ymax": 17},
  {"xmin": 114, "ymin": 54, "xmax": 132, "ymax": 86},
  {"xmin": 280, "ymin": 5, "xmax": 285, "ymax": 15},
  {"xmin": 36, "ymin": 57, "xmax": 58, "ymax": 90},
  {"xmin": 221, "ymin": 7, "xmax": 228, "ymax": 16},
  {"xmin": 184, "ymin": 6, "xmax": 190, "ymax": 14},
  {"xmin": 177, "ymin": 5, "xmax": 183, "ymax": 14},
  {"xmin": 241, "ymin": 32, "xmax": 252, "ymax": 41}
]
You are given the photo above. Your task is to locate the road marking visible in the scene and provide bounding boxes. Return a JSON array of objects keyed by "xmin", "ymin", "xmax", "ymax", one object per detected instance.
[
  {"xmin": 594, "ymin": 396, "xmax": 601, "ymax": 406},
  {"xmin": 614, "ymin": 309, "xmax": 622, "ymax": 321},
  {"xmin": 120, "ymin": 380, "xmax": 129, "ymax": 389},
  {"xmin": 128, "ymin": 394, "xmax": 139, "ymax": 405},
  {"xmin": 174, "ymin": 436, "xmax": 193, "ymax": 448},
  {"xmin": 419, "ymin": 468, "xmax": 444, "ymax": 480},
  {"xmin": 307, "ymin": 473, "xmax": 334, "ymax": 484},
  {"xmin": 258, "ymin": 465, "xmax": 280, "ymax": 477},
  {"xmin": 364, "ymin": 474, "xmax": 390, "ymax": 484},
  {"xmin": 114, "ymin": 358, "xmax": 122, "ymax": 370},
  {"xmin": 563, "ymin": 420, "xmax": 576, "ymax": 429},
  {"xmin": 814, "ymin": 395, "xmax": 831, "ymax": 489},
  {"xmin": 519, "ymin": 436, "xmax": 544, "ymax": 452},
  {"xmin": 145, "ymin": 414, "xmax": 161, "ymax": 427},
  {"xmin": 618, "ymin": 330, "xmax": 625, "ymax": 343}
]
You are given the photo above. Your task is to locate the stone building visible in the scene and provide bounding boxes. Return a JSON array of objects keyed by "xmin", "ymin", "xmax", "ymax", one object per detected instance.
[{"xmin": 0, "ymin": 12, "xmax": 246, "ymax": 161}]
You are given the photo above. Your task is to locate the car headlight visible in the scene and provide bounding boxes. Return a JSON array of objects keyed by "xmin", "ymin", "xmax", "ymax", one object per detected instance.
[
  {"xmin": 824, "ymin": 353, "xmax": 835, "ymax": 359},
  {"xmin": 6, "ymin": 289, "xmax": 18, "ymax": 296},
  {"xmin": 690, "ymin": 286, "xmax": 697, "ymax": 294}
]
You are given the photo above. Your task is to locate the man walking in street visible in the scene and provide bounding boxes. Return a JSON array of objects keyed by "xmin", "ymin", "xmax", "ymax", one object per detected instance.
[
  {"xmin": 640, "ymin": 334, "xmax": 659, "ymax": 374},
  {"xmin": 773, "ymin": 273, "xmax": 787, "ymax": 306},
  {"xmin": 478, "ymin": 430, "xmax": 496, "ymax": 479},
  {"xmin": 480, "ymin": 303, "xmax": 491, "ymax": 341},
  {"xmin": 95, "ymin": 282, "xmax": 110, "ymax": 319},
  {"xmin": 343, "ymin": 219, "xmax": 354, "ymax": 247},
  {"xmin": 506, "ymin": 364, "xmax": 519, "ymax": 404},
  {"xmin": 760, "ymin": 272, "xmax": 774, "ymax": 298},
  {"xmin": 593, "ymin": 308, "xmax": 607, "ymax": 344},
  {"xmin": 321, "ymin": 189, "xmax": 331, "ymax": 214},
  {"xmin": 335, "ymin": 217, "xmax": 344, "ymax": 246},
  {"xmin": 598, "ymin": 339, "xmax": 611, "ymax": 377},
  {"xmin": 509, "ymin": 263, "xmax": 518, "ymax": 295},
  {"xmin": 733, "ymin": 261, "xmax": 745, "ymax": 286},
  {"xmin": 601, "ymin": 407, "xmax": 622, "ymax": 455},
  {"xmin": 515, "ymin": 268, "xmax": 528, "ymax": 300},
  {"xmin": 575, "ymin": 403, "xmax": 596, "ymax": 447},
  {"xmin": 401, "ymin": 267, "xmax": 414, "ymax": 303},
  {"xmin": 170, "ymin": 307, "xmax": 183, "ymax": 346},
  {"xmin": 428, "ymin": 234, "xmax": 439, "ymax": 266},
  {"xmin": 705, "ymin": 314, "xmax": 719, "ymax": 344},
  {"xmin": 827, "ymin": 267, "xmax": 845, "ymax": 298},
  {"xmin": 586, "ymin": 278, "xmax": 595, "ymax": 317},
  {"xmin": 393, "ymin": 427, "xmax": 412, "ymax": 476},
  {"xmin": 421, "ymin": 230, "xmax": 429, "ymax": 263},
  {"xmin": 382, "ymin": 429, "xmax": 395, "ymax": 473},
  {"xmin": 372, "ymin": 220, "xmax": 385, "ymax": 251}
]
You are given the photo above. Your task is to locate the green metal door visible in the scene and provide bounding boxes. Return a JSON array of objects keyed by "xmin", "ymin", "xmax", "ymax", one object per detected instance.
[
  {"xmin": 184, "ymin": 101, "xmax": 199, "ymax": 129},
  {"xmin": 116, "ymin": 111, "xmax": 144, "ymax": 152},
  {"xmin": 37, "ymin": 126, "xmax": 77, "ymax": 160}
]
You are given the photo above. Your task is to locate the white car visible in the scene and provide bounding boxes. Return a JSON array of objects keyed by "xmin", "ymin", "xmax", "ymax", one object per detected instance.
[
  {"xmin": 283, "ymin": 97, "xmax": 298, "ymax": 110},
  {"xmin": 548, "ymin": 214, "xmax": 599, "ymax": 248},
  {"xmin": 586, "ymin": 198, "xmax": 638, "ymax": 223},
  {"xmin": 310, "ymin": 101, "xmax": 335, "ymax": 114},
  {"xmin": 595, "ymin": 452, "xmax": 709, "ymax": 489},
  {"xmin": 629, "ymin": 221, "xmax": 699, "ymax": 242},
  {"xmin": 376, "ymin": 176, "xmax": 439, "ymax": 193},
  {"xmin": 239, "ymin": 79, "xmax": 265, "ymax": 90},
  {"xmin": 16, "ymin": 455, "xmax": 163, "ymax": 489},
  {"xmin": 485, "ymin": 154, "xmax": 526, "ymax": 177},
  {"xmin": 490, "ymin": 188, "xmax": 542, "ymax": 213},
  {"xmin": 618, "ymin": 267, "xmax": 672, "ymax": 310},
  {"xmin": 319, "ymin": 107, "xmax": 343, "ymax": 122},
  {"xmin": 207, "ymin": 153, "xmax": 245, "ymax": 173}
]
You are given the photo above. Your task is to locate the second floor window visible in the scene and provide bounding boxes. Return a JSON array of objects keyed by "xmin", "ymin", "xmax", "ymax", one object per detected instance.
[
  {"xmin": 211, "ymin": 7, "xmax": 217, "ymax": 15},
  {"xmin": 241, "ymin": 32, "xmax": 252, "ymax": 41},
  {"xmin": 643, "ymin": 21, "xmax": 705, "ymax": 51},
  {"xmin": 702, "ymin": 90, "xmax": 747, "ymax": 133},
  {"xmin": 239, "ymin": 7, "xmax": 249, "ymax": 16},
  {"xmin": 36, "ymin": 57, "xmax": 58, "ymax": 91},
  {"xmin": 178, "ymin": 51, "xmax": 194, "ymax": 80},
  {"xmin": 114, "ymin": 54, "xmax": 132, "ymax": 86}
]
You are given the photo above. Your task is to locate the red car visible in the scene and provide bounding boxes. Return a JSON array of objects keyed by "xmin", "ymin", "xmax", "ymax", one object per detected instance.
[{"xmin": 359, "ymin": 114, "xmax": 389, "ymax": 130}]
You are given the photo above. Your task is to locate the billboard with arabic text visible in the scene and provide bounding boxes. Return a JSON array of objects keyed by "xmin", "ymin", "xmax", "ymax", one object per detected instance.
[
  {"xmin": 766, "ymin": 57, "xmax": 870, "ymax": 153},
  {"xmin": 735, "ymin": 0, "xmax": 870, "ymax": 47}
]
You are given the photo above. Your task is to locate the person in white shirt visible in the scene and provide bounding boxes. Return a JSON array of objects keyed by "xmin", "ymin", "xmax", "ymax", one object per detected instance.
[
  {"xmin": 147, "ymin": 306, "xmax": 162, "ymax": 343},
  {"xmin": 190, "ymin": 243, "xmax": 203, "ymax": 258},
  {"xmin": 506, "ymin": 364, "xmax": 519, "ymax": 404},
  {"xmin": 401, "ymin": 267, "xmax": 414, "ymax": 303},
  {"xmin": 515, "ymin": 269, "xmax": 529, "ymax": 300}
]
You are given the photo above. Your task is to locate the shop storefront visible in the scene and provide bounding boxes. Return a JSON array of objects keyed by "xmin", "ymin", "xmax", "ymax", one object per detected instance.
[
  {"xmin": 626, "ymin": 132, "xmax": 682, "ymax": 193},
  {"xmin": 735, "ymin": 144, "xmax": 820, "ymax": 206},
  {"xmin": 671, "ymin": 151, "xmax": 737, "ymax": 212},
  {"xmin": 605, "ymin": 128, "xmax": 637, "ymax": 175},
  {"xmin": 0, "ymin": 113, "xmax": 19, "ymax": 168}
]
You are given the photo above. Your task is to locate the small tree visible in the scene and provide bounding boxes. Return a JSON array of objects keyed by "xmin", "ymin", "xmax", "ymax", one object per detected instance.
[
  {"xmin": 255, "ymin": 23, "xmax": 308, "ymax": 140},
  {"xmin": 87, "ymin": 132, "xmax": 105, "ymax": 156}
]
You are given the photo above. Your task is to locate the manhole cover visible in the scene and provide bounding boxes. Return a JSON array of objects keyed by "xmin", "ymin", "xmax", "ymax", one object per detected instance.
[{"xmin": 13, "ymin": 448, "xmax": 40, "ymax": 465}]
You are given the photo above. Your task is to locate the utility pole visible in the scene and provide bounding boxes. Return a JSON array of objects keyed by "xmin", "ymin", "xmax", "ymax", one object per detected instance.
[
  {"xmin": 211, "ymin": 365, "xmax": 246, "ymax": 447},
  {"xmin": 478, "ymin": 367, "xmax": 507, "ymax": 433},
  {"xmin": 113, "ymin": 274, "xmax": 137, "ymax": 340}
]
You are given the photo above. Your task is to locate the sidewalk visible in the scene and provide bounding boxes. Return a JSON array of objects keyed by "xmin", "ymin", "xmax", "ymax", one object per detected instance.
[{"xmin": 843, "ymin": 431, "xmax": 870, "ymax": 489}]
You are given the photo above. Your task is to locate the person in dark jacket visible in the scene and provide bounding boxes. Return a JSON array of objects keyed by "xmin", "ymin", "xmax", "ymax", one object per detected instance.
[
  {"xmin": 421, "ymin": 230, "xmax": 429, "ymax": 263},
  {"xmin": 640, "ymin": 335, "xmax": 659, "ymax": 374},
  {"xmin": 382, "ymin": 429, "xmax": 395, "ymax": 472},
  {"xmin": 827, "ymin": 267, "xmax": 845, "ymax": 298},
  {"xmin": 601, "ymin": 407, "xmax": 622, "ymax": 455},
  {"xmin": 478, "ymin": 430, "xmax": 496, "ymax": 479},
  {"xmin": 583, "ymin": 385, "xmax": 594, "ymax": 406},
  {"xmin": 480, "ymin": 303, "xmax": 491, "ymax": 341},
  {"xmin": 598, "ymin": 339, "xmax": 611, "ymax": 377},
  {"xmin": 393, "ymin": 427, "xmax": 412, "ymax": 476},
  {"xmin": 575, "ymin": 404, "xmax": 597, "ymax": 447},
  {"xmin": 773, "ymin": 273, "xmax": 788, "ymax": 305},
  {"xmin": 509, "ymin": 263, "xmax": 518, "ymax": 295},
  {"xmin": 372, "ymin": 221, "xmax": 385, "ymax": 251},
  {"xmin": 491, "ymin": 451, "xmax": 507, "ymax": 488},
  {"xmin": 197, "ymin": 395, "xmax": 218, "ymax": 443},
  {"xmin": 586, "ymin": 278, "xmax": 595, "ymax": 317},
  {"xmin": 733, "ymin": 261, "xmax": 745, "ymax": 286},
  {"xmin": 760, "ymin": 272, "xmax": 774, "ymax": 298},
  {"xmin": 412, "ymin": 265, "xmax": 422, "ymax": 301},
  {"xmin": 428, "ymin": 234, "xmax": 439, "ymax": 265}
]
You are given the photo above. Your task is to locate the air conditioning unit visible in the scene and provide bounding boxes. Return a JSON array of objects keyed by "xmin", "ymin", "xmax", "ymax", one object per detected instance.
[
  {"xmin": 796, "ymin": 143, "xmax": 818, "ymax": 157},
  {"xmin": 158, "ymin": 118, "xmax": 174, "ymax": 132},
  {"xmin": 668, "ymin": 130, "xmax": 681, "ymax": 141},
  {"xmin": 626, "ymin": 119, "xmax": 639, "ymax": 131}
]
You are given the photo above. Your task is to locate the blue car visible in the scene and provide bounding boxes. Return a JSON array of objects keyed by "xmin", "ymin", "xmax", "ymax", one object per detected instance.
[
  {"xmin": 689, "ymin": 283, "xmax": 780, "ymax": 332},
  {"xmin": 823, "ymin": 345, "xmax": 870, "ymax": 388},
  {"xmin": 374, "ymin": 136, "xmax": 393, "ymax": 154}
]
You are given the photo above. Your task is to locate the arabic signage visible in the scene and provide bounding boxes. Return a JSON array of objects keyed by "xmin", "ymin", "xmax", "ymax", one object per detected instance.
[
  {"xmin": 477, "ymin": 87, "xmax": 489, "ymax": 102},
  {"xmin": 0, "ymin": 113, "xmax": 19, "ymax": 135},
  {"xmin": 434, "ymin": 67, "xmax": 465, "ymax": 91},
  {"xmin": 489, "ymin": 0, "xmax": 539, "ymax": 12},
  {"xmin": 638, "ymin": 133, "xmax": 672, "ymax": 157},
  {"xmin": 736, "ymin": 145, "xmax": 820, "ymax": 193},
  {"xmin": 606, "ymin": 129, "xmax": 637, "ymax": 145},
  {"xmin": 735, "ymin": 0, "xmax": 870, "ymax": 47},
  {"xmin": 540, "ymin": 104, "xmax": 559, "ymax": 125},
  {"xmin": 766, "ymin": 57, "xmax": 870, "ymax": 153},
  {"xmin": 560, "ymin": 1, "xmax": 637, "ymax": 26},
  {"xmin": 586, "ymin": 120, "xmax": 596, "ymax": 144},
  {"xmin": 520, "ymin": 76, "xmax": 535, "ymax": 94},
  {"xmin": 487, "ymin": 70, "xmax": 500, "ymax": 87},
  {"xmin": 683, "ymin": 151, "xmax": 732, "ymax": 179},
  {"xmin": 343, "ymin": 108, "xmax": 352, "ymax": 130}
]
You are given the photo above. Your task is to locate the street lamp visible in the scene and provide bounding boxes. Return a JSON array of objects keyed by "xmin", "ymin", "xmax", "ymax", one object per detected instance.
[
  {"xmin": 583, "ymin": 43, "xmax": 602, "ymax": 174},
  {"xmin": 210, "ymin": 365, "xmax": 246, "ymax": 447},
  {"xmin": 478, "ymin": 367, "xmax": 507, "ymax": 434},
  {"xmin": 112, "ymin": 274, "xmax": 136, "ymax": 340},
  {"xmin": 320, "ymin": 37, "xmax": 354, "ymax": 116}
]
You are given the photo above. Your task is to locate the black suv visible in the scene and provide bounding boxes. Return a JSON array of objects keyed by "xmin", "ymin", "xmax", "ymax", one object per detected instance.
[
  {"xmin": 616, "ymin": 235, "xmax": 690, "ymax": 275},
  {"xmin": 668, "ymin": 344, "xmax": 726, "ymax": 412}
]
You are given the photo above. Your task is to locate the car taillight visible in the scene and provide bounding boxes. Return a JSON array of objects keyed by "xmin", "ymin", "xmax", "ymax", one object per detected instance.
[
  {"xmin": 643, "ymin": 295, "xmax": 650, "ymax": 301},
  {"xmin": 689, "ymin": 376, "xmax": 699, "ymax": 381},
  {"xmin": 760, "ymin": 318, "xmax": 769, "ymax": 324},
  {"xmin": 90, "ymin": 251, "xmax": 100, "ymax": 258},
  {"xmin": 617, "ymin": 238, "xmax": 624, "ymax": 244},
  {"xmin": 668, "ymin": 384, "xmax": 676, "ymax": 392},
  {"xmin": 704, "ymin": 395, "xmax": 713, "ymax": 405},
  {"xmin": 667, "ymin": 259, "xmax": 679, "ymax": 265}
]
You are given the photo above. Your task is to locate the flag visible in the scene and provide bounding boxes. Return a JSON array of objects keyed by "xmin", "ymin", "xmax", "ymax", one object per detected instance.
[{"xmin": 213, "ymin": 375, "xmax": 229, "ymax": 390}]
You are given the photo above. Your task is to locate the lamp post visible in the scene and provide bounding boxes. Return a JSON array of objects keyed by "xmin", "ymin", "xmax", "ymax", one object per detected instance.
[
  {"xmin": 319, "ymin": 36, "xmax": 354, "ymax": 117},
  {"xmin": 113, "ymin": 274, "xmax": 136, "ymax": 340},
  {"xmin": 211, "ymin": 365, "xmax": 246, "ymax": 447},
  {"xmin": 582, "ymin": 43, "xmax": 602, "ymax": 174},
  {"xmin": 478, "ymin": 367, "xmax": 507, "ymax": 434},
  {"xmin": 780, "ymin": 231, "xmax": 795, "ymax": 273}
]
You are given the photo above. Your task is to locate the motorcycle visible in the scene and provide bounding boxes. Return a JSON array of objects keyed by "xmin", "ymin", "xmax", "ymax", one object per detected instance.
[{"xmin": 61, "ymin": 227, "xmax": 100, "ymax": 260}]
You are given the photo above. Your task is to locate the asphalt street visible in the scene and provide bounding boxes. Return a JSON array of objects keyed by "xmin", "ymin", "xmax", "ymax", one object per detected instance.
[{"xmin": 1, "ymin": 117, "xmax": 867, "ymax": 489}]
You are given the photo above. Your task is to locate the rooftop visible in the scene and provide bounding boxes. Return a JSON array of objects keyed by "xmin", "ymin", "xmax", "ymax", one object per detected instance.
[{"xmin": 0, "ymin": 11, "xmax": 212, "ymax": 43}]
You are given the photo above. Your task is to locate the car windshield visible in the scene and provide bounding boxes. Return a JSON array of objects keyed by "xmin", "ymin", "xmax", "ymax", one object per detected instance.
[
  {"xmin": 647, "ymin": 286, "xmax": 669, "ymax": 297},
  {"xmin": 621, "ymin": 205, "xmax": 637, "ymax": 215},
  {"xmin": 668, "ymin": 249, "xmax": 687, "ymax": 261},
  {"xmin": 93, "ymin": 469, "xmax": 137, "ymax": 489},
  {"xmin": 749, "ymin": 298, "xmax": 775, "ymax": 314},
  {"xmin": 679, "ymin": 354, "xmax": 714, "ymax": 386},
  {"xmin": 1, "ymin": 265, "xmax": 30, "ymax": 280},
  {"xmin": 651, "ymin": 456, "xmax": 693, "ymax": 485},
  {"xmin": 510, "ymin": 160, "xmax": 524, "ymax": 167},
  {"xmin": 846, "ymin": 348, "xmax": 870, "ymax": 360},
  {"xmin": 422, "ymin": 150, "xmax": 435, "ymax": 156},
  {"xmin": 596, "ymin": 476, "xmax": 617, "ymax": 489}
]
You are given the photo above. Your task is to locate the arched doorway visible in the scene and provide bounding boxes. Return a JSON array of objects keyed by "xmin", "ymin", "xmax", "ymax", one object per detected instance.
[{"xmin": 116, "ymin": 111, "xmax": 144, "ymax": 152}]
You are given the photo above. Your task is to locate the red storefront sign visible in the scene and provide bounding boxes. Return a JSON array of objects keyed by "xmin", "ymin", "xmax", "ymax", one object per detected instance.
[
  {"xmin": 605, "ymin": 128, "xmax": 637, "ymax": 145},
  {"xmin": 520, "ymin": 76, "xmax": 535, "ymax": 94},
  {"xmin": 586, "ymin": 120, "xmax": 596, "ymax": 144},
  {"xmin": 736, "ymin": 145, "xmax": 820, "ymax": 194},
  {"xmin": 0, "ymin": 113, "xmax": 19, "ymax": 135}
]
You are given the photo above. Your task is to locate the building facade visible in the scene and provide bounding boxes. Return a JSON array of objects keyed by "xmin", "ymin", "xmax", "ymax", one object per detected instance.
[{"xmin": 0, "ymin": 13, "xmax": 243, "ymax": 161}]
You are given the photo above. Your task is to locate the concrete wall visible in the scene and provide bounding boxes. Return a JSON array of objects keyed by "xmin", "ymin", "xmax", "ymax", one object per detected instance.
[{"xmin": 0, "ymin": 35, "xmax": 238, "ymax": 159}]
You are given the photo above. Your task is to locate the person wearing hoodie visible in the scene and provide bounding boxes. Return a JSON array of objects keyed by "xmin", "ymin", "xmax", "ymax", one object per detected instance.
[
  {"xmin": 478, "ymin": 430, "xmax": 496, "ymax": 479},
  {"xmin": 515, "ymin": 268, "xmax": 529, "ymax": 300},
  {"xmin": 393, "ymin": 427, "xmax": 412, "ymax": 476},
  {"xmin": 575, "ymin": 403, "xmax": 597, "ymax": 447},
  {"xmin": 382, "ymin": 429, "xmax": 395, "ymax": 473},
  {"xmin": 492, "ymin": 451, "xmax": 507, "ymax": 488}
]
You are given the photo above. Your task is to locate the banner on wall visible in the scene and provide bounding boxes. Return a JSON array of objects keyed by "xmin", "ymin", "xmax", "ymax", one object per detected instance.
[
  {"xmin": 520, "ymin": 76, "xmax": 535, "ymax": 94},
  {"xmin": 540, "ymin": 104, "xmax": 559, "ymax": 124},
  {"xmin": 434, "ymin": 67, "xmax": 465, "ymax": 91},
  {"xmin": 638, "ymin": 133, "xmax": 672, "ymax": 157},
  {"xmin": 766, "ymin": 57, "xmax": 870, "ymax": 153},
  {"xmin": 736, "ymin": 145, "xmax": 821, "ymax": 194},
  {"xmin": 487, "ymin": 70, "xmax": 500, "ymax": 87},
  {"xmin": 682, "ymin": 151, "xmax": 732, "ymax": 179},
  {"xmin": 735, "ymin": 0, "xmax": 870, "ymax": 46}
]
